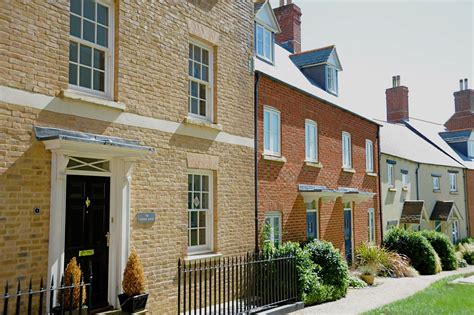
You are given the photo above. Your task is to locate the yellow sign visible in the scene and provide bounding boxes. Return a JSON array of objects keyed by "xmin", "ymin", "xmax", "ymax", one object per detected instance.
[{"xmin": 79, "ymin": 249, "xmax": 94, "ymax": 257}]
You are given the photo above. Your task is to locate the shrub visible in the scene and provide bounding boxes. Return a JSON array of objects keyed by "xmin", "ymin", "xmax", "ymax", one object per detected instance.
[
  {"xmin": 122, "ymin": 251, "xmax": 146, "ymax": 296},
  {"xmin": 355, "ymin": 243, "xmax": 389, "ymax": 276},
  {"xmin": 456, "ymin": 237, "xmax": 474, "ymax": 245},
  {"xmin": 455, "ymin": 251, "xmax": 468, "ymax": 268},
  {"xmin": 348, "ymin": 275, "xmax": 367, "ymax": 289},
  {"xmin": 458, "ymin": 243, "xmax": 474, "ymax": 265},
  {"xmin": 61, "ymin": 257, "xmax": 86, "ymax": 309},
  {"xmin": 420, "ymin": 230, "xmax": 458, "ymax": 271},
  {"xmin": 383, "ymin": 252, "xmax": 414, "ymax": 278},
  {"xmin": 383, "ymin": 228, "xmax": 439, "ymax": 275},
  {"xmin": 305, "ymin": 240, "xmax": 350, "ymax": 301}
]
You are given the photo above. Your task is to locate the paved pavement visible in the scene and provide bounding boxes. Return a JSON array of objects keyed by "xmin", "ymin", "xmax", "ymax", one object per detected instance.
[{"xmin": 291, "ymin": 265, "xmax": 474, "ymax": 315}]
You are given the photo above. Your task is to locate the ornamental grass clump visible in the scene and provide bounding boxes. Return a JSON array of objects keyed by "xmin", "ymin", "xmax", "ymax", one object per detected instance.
[
  {"xmin": 420, "ymin": 230, "xmax": 458, "ymax": 271},
  {"xmin": 383, "ymin": 228, "xmax": 439, "ymax": 275},
  {"xmin": 61, "ymin": 257, "xmax": 86, "ymax": 309},
  {"xmin": 355, "ymin": 243, "xmax": 387, "ymax": 276},
  {"xmin": 122, "ymin": 251, "xmax": 146, "ymax": 296}
]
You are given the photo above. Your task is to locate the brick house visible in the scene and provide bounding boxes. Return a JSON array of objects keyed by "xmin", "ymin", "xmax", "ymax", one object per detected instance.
[
  {"xmin": 254, "ymin": 0, "xmax": 381, "ymax": 263},
  {"xmin": 0, "ymin": 1, "xmax": 255, "ymax": 313},
  {"xmin": 405, "ymin": 79, "xmax": 474, "ymax": 237}
]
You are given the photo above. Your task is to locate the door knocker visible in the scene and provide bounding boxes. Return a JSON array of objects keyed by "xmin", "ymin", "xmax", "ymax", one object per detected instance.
[{"xmin": 85, "ymin": 197, "xmax": 91, "ymax": 208}]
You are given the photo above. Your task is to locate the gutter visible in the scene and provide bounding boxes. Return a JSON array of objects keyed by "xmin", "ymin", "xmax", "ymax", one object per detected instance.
[
  {"xmin": 377, "ymin": 127, "xmax": 384, "ymax": 242},
  {"xmin": 254, "ymin": 72, "xmax": 260, "ymax": 253},
  {"xmin": 415, "ymin": 163, "xmax": 421, "ymax": 200}
]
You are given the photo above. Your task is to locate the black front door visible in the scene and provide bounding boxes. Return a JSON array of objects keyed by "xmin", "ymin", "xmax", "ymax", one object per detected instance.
[{"xmin": 65, "ymin": 175, "xmax": 110, "ymax": 309}]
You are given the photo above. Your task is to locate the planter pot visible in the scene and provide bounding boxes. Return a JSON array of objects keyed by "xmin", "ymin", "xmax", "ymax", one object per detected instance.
[
  {"xmin": 118, "ymin": 293, "xmax": 148, "ymax": 313},
  {"xmin": 360, "ymin": 274, "xmax": 375, "ymax": 286}
]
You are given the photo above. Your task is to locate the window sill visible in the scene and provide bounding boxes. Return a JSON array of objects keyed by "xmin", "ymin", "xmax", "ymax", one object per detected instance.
[
  {"xmin": 388, "ymin": 188, "xmax": 397, "ymax": 192},
  {"xmin": 305, "ymin": 161, "xmax": 323, "ymax": 169},
  {"xmin": 433, "ymin": 189, "xmax": 441, "ymax": 193},
  {"xmin": 366, "ymin": 172, "xmax": 378, "ymax": 177},
  {"xmin": 184, "ymin": 253, "xmax": 223, "ymax": 262},
  {"xmin": 262, "ymin": 154, "xmax": 286, "ymax": 163},
  {"xmin": 184, "ymin": 116, "xmax": 222, "ymax": 131},
  {"xmin": 402, "ymin": 187, "xmax": 409, "ymax": 192},
  {"xmin": 60, "ymin": 89, "xmax": 125, "ymax": 111},
  {"xmin": 342, "ymin": 168, "xmax": 356, "ymax": 174},
  {"xmin": 450, "ymin": 191, "xmax": 459, "ymax": 195}
]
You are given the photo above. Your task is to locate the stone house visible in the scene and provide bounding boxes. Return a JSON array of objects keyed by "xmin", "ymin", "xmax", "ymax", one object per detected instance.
[
  {"xmin": 0, "ymin": 0, "xmax": 255, "ymax": 313},
  {"xmin": 379, "ymin": 77, "xmax": 468, "ymax": 242},
  {"xmin": 254, "ymin": 0, "xmax": 381, "ymax": 264}
]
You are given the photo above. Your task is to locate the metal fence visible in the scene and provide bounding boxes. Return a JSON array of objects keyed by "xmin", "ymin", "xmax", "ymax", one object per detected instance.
[
  {"xmin": 177, "ymin": 253, "xmax": 298, "ymax": 314},
  {"xmin": 1, "ymin": 273, "xmax": 92, "ymax": 315}
]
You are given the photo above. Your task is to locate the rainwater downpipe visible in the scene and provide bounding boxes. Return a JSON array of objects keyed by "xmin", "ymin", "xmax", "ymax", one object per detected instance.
[
  {"xmin": 254, "ymin": 72, "xmax": 260, "ymax": 253},
  {"xmin": 415, "ymin": 163, "xmax": 420, "ymax": 200},
  {"xmin": 377, "ymin": 127, "xmax": 384, "ymax": 241}
]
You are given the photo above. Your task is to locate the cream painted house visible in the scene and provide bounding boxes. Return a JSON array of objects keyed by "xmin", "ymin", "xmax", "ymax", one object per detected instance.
[{"xmin": 379, "ymin": 120, "xmax": 468, "ymax": 242}]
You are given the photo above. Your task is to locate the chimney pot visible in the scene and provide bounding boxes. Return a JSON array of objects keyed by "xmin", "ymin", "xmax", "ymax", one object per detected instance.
[
  {"xmin": 459, "ymin": 79, "xmax": 464, "ymax": 91},
  {"xmin": 464, "ymin": 78, "xmax": 468, "ymax": 90},
  {"xmin": 280, "ymin": 0, "xmax": 284, "ymax": 6},
  {"xmin": 392, "ymin": 76, "xmax": 397, "ymax": 88}
]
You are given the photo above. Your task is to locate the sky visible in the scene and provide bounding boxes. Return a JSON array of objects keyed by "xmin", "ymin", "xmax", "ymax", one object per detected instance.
[{"xmin": 269, "ymin": 0, "xmax": 474, "ymax": 124}]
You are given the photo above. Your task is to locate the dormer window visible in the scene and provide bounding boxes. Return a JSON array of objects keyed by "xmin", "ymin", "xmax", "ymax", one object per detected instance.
[
  {"xmin": 327, "ymin": 67, "xmax": 338, "ymax": 95},
  {"xmin": 468, "ymin": 140, "xmax": 474, "ymax": 158},
  {"xmin": 256, "ymin": 23, "xmax": 274, "ymax": 62}
]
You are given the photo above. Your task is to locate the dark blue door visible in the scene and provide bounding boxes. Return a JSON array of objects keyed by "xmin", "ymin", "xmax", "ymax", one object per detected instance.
[
  {"xmin": 307, "ymin": 212, "xmax": 317, "ymax": 240},
  {"xmin": 344, "ymin": 209, "xmax": 353, "ymax": 264}
]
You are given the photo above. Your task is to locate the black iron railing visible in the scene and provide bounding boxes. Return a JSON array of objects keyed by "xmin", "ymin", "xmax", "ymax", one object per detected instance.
[
  {"xmin": 1, "ymin": 273, "xmax": 92, "ymax": 315},
  {"xmin": 177, "ymin": 253, "xmax": 298, "ymax": 314}
]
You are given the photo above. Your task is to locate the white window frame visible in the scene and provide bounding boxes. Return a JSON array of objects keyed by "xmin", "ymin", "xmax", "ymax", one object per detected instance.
[
  {"xmin": 187, "ymin": 170, "xmax": 214, "ymax": 255},
  {"xmin": 69, "ymin": 0, "xmax": 114, "ymax": 99},
  {"xmin": 326, "ymin": 66, "xmax": 338, "ymax": 94},
  {"xmin": 305, "ymin": 120, "xmax": 318, "ymax": 163},
  {"xmin": 264, "ymin": 212, "xmax": 282, "ymax": 247},
  {"xmin": 365, "ymin": 139, "xmax": 374, "ymax": 172},
  {"xmin": 255, "ymin": 23, "xmax": 274, "ymax": 63},
  {"xmin": 433, "ymin": 176, "xmax": 441, "ymax": 191},
  {"xmin": 188, "ymin": 40, "xmax": 214, "ymax": 121},
  {"xmin": 434, "ymin": 220, "xmax": 442, "ymax": 232},
  {"xmin": 306, "ymin": 202, "xmax": 319, "ymax": 240},
  {"xmin": 402, "ymin": 172, "xmax": 409, "ymax": 188},
  {"xmin": 368, "ymin": 208, "xmax": 375, "ymax": 244},
  {"xmin": 449, "ymin": 172, "xmax": 458, "ymax": 192},
  {"xmin": 264, "ymin": 106, "xmax": 281, "ymax": 156},
  {"xmin": 388, "ymin": 164, "xmax": 395, "ymax": 188},
  {"xmin": 342, "ymin": 132, "xmax": 352, "ymax": 169}
]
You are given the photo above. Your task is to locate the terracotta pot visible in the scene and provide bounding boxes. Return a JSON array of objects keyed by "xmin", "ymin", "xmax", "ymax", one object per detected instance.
[{"xmin": 360, "ymin": 274, "xmax": 375, "ymax": 286}]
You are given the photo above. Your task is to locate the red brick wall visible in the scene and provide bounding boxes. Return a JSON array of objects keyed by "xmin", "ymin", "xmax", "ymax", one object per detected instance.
[
  {"xmin": 445, "ymin": 90, "xmax": 474, "ymax": 131},
  {"xmin": 257, "ymin": 75, "xmax": 381, "ymax": 256}
]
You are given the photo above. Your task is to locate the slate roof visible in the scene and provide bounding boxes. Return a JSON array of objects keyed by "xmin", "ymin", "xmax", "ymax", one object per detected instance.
[
  {"xmin": 254, "ymin": 1, "xmax": 265, "ymax": 13},
  {"xmin": 290, "ymin": 46, "xmax": 335, "ymax": 69},
  {"xmin": 377, "ymin": 120, "xmax": 464, "ymax": 168},
  {"xmin": 405, "ymin": 119, "xmax": 474, "ymax": 169},
  {"xmin": 400, "ymin": 201, "xmax": 425, "ymax": 224},
  {"xmin": 440, "ymin": 129, "xmax": 472, "ymax": 142},
  {"xmin": 255, "ymin": 44, "xmax": 379, "ymax": 126},
  {"xmin": 430, "ymin": 201, "xmax": 455, "ymax": 221}
]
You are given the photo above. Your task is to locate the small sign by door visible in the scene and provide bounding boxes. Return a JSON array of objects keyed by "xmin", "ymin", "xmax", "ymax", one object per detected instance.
[
  {"xmin": 79, "ymin": 249, "xmax": 95, "ymax": 257},
  {"xmin": 136, "ymin": 212, "xmax": 155, "ymax": 223}
]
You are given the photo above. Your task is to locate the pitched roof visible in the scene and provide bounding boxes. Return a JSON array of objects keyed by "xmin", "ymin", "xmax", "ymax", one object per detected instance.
[
  {"xmin": 430, "ymin": 201, "xmax": 455, "ymax": 221},
  {"xmin": 254, "ymin": 1, "xmax": 265, "ymax": 13},
  {"xmin": 290, "ymin": 46, "xmax": 337, "ymax": 69},
  {"xmin": 400, "ymin": 201, "xmax": 426, "ymax": 224},
  {"xmin": 254, "ymin": 0, "xmax": 280, "ymax": 33},
  {"xmin": 377, "ymin": 120, "xmax": 464, "ymax": 168},
  {"xmin": 405, "ymin": 119, "xmax": 474, "ymax": 169},
  {"xmin": 255, "ymin": 44, "xmax": 379, "ymax": 126}
]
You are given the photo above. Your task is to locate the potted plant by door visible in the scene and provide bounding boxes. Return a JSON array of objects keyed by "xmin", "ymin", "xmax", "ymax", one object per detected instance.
[
  {"xmin": 118, "ymin": 251, "xmax": 148, "ymax": 313},
  {"xmin": 358, "ymin": 265, "xmax": 377, "ymax": 286},
  {"xmin": 53, "ymin": 257, "xmax": 87, "ymax": 314}
]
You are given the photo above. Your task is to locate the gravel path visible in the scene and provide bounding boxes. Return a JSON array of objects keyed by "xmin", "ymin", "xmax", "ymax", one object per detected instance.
[{"xmin": 291, "ymin": 265, "xmax": 474, "ymax": 315}]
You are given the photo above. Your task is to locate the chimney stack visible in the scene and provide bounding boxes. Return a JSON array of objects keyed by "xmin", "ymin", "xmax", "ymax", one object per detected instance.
[
  {"xmin": 273, "ymin": 0, "xmax": 302, "ymax": 54},
  {"xmin": 386, "ymin": 75, "xmax": 410, "ymax": 123},
  {"xmin": 445, "ymin": 78, "xmax": 474, "ymax": 131}
]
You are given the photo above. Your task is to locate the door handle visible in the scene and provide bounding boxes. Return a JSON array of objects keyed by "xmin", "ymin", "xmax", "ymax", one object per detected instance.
[{"xmin": 106, "ymin": 232, "xmax": 110, "ymax": 247}]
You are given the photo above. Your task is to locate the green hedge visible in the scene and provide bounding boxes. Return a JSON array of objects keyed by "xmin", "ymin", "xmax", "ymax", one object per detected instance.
[
  {"xmin": 420, "ymin": 230, "xmax": 458, "ymax": 271},
  {"xmin": 383, "ymin": 228, "xmax": 440, "ymax": 275},
  {"xmin": 305, "ymin": 240, "xmax": 350, "ymax": 301}
]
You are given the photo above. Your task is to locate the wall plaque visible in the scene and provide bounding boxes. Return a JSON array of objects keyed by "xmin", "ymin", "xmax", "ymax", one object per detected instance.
[{"xmin": 136, "ymin": 212, "xmax": 155, "ymax": 223}]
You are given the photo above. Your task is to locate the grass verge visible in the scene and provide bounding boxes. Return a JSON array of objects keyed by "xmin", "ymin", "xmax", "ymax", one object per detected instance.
[{"xmin": 364, "ymin": 273, "xmax": 474, "ymax": 315}]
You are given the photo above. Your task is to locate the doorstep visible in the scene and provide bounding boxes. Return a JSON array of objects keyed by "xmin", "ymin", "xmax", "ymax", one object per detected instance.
[{"xmin": 96, "ymin": 310, "xmax": 148, "ymax": 315}]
